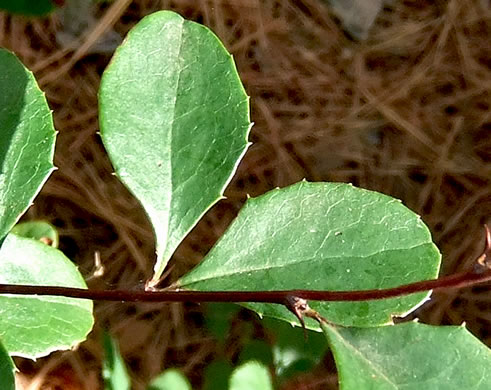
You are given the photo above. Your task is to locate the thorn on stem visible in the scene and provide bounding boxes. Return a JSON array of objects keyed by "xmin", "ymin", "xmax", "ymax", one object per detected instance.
[
  {"xmin": 285, "ymin": 295, "xmax": 308, "ymax": 337},
  {"xmin": 474, "ymin": 225, "xmax": 491, "ymax": 273},
  {"xmin": 285, "ymin": 295, "xmax": 329, "ymax": 337}
]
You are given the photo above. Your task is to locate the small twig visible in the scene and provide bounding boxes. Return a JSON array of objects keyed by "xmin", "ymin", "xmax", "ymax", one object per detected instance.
[{"xmin": 0, "ymin": 227, "xmax": 489, "ymax": 305}]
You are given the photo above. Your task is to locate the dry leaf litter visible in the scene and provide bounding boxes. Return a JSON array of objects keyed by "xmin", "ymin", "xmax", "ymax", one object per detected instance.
[{"xmin": 0, "ymin": 0, "xmax": 490, "ymax": 388}]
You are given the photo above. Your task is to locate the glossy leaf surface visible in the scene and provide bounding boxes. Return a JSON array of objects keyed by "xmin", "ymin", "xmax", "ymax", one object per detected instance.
[
  {"xmin": 179, "ymin": 182, "xmax": 441, "ymax": 328},
  {"xmin": 322, "ymin": 321, "xmax": 491, "ymax": 389},
  {"xmin": 0, "ymin": 49, "xmax": 56, "ymax": 243},
  {"xmin": 0, "ymin": 234, "xmax": 93, "ymax": 358},
  {"xmin": 99, "ymin": 11, "xmax": 251, "ymax": 284}
]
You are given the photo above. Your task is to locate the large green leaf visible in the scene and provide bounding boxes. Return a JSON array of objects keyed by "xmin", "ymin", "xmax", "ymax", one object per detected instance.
[
  {"xmin": 0, "ymin": 49, "xmax": 56, "ymax": 243},
  {"xmin": 0, "ymin": 0, "xmax": 55, "ymax": 15},
  {"xmin": 178, "ymin": 182, "xmax": 441, "ymax": 328},
  {"xmin": 0, "ymin": 340, "xmax": 15, "ymax": 390},
  {"xmin": 0, "ymin": 233, "xmax": 93, "ymax": 358},
  {"xmin": 229, "ymin": 361, "xmax": 273, "ymax": 390},
  {"xmin": 103, "ymin": 333, "xmax": 131, "ymax": 390},
  {"xmin": 147, "ymin": 369, "xmax": 191, "ymax": 390},
  {"xmin": 322, "ymin": 321, "xmax": 491, "ymax": 389},
  {"xmin": 99, "ymin": 10, "xmax": 251, "ymax": 285}
]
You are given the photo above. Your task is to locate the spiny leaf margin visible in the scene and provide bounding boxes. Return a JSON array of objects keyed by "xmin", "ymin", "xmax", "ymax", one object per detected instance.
[{"xmin": 99, "ymin": 10, "xmax": 251, "ymax": 285}]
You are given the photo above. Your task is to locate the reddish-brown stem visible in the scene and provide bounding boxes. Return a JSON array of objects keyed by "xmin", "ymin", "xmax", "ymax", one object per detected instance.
[
  {"xmin": 0, "ymin": 226, "xmax": 489, "ymax": 305},
  {"xmin": 0, "ymin": 269, "xmax": 489, "ymax": 304}
]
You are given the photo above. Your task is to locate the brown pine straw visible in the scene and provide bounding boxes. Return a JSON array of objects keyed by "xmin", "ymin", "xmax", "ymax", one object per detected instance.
[{"xmin": 1, "ymin": 0, "xmax": 490, "ymax": 389}]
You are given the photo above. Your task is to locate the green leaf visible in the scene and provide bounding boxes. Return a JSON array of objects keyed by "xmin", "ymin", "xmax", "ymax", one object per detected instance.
[
  {"xmin": 229, "ymin": 361, "xmax": 273, "ymax": 390},
  {"xmin": 203, "ymin": 359, "xmax": 233, "ymax": 390},
  {"xmin": 99, "ymin": 10, "xmax": 251, "ymax": 285},
  {"xmin": 204, "ymin": 303, "xmax": 240, "ymax": 344},
  {"xmin": 147, "ymin": 369, "xmax": 191, "ymax": 390},
  {"xmin": 0, "ymin": 0, "xmax": 55, "ymax": 15},
  {"xmin": 0, "ymin": 49, "xmax": 56, "ymax": 243},
  {"xmin": 322, "ymin": 321, "xmax": 491, "ymax": 389},
  {"xmin": 11, "ymin": 221, "xmax": 59, "ymax": 247},
  {"xmin": 0, "ymin": 340, "xmax": 15, "ymax": 390},
  {"xmin": 0, "ymin": 233, "xmax": 93, "ymax": 358},
  {"xmin": 178, "ymin": 182, "xmax": 441, "ymax": 328},
  {"xmin": 238, "ymin": 340, "xmax": 274, "ymax": 367},
  {"xmin": 103, "ymin": 333, "xmax": 131, "ymax": 390},
  {"xmin": 262, "ymin": 317, "xmax": 326, "ymax": 381}
]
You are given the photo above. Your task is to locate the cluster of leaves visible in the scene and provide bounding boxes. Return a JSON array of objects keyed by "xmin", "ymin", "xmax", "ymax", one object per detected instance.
[{"xmin": 1, "ymin": 9, "xmax": 491, "ymax": 389}]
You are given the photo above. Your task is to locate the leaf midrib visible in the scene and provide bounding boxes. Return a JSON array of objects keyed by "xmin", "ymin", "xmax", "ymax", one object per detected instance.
[{"xmin": 155, "ymin": 16, "xmax": 185, "ymax": 273}]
